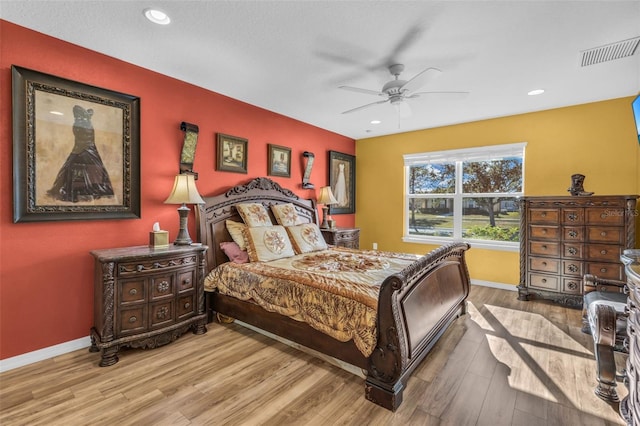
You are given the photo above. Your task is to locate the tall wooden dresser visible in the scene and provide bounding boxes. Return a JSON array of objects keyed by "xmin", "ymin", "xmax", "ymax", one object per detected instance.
[{"xmin": 518, "ymin": 195, "xmax": 637, "ymax": 307}]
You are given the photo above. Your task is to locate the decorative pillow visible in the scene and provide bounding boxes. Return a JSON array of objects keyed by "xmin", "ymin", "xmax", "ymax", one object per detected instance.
[
  {"xmin": 225, "ymin": 220, "xmax": 247, "ymax": 250},
  {"xmin": 244, "ymin": 225, "xmax": 295, "ymax": 262},
  {"xmin": 286, "ymin": 223, "xmax": 328, "ymax": 254},
  {"xmin": 271, "ymin": 203, "xmax": 305, "ymax": 226},
  {"xmin": 220, "ymin": 241, "xmax": 249, "ymax": 264},
  {"xmin": 236, "ymin": 203, "xmax": 273, "ymax": 227}
]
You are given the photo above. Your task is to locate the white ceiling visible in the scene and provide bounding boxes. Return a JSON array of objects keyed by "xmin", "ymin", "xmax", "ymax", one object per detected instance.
[{"xmin": 2, "ymin": 1, "xmax": 639, "ymax": 140}]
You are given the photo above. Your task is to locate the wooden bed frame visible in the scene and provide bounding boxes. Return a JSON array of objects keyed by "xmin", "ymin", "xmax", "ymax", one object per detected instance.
[{"xmin": 195, "ymin": 177, "xmax": 471, "ymax": 411}]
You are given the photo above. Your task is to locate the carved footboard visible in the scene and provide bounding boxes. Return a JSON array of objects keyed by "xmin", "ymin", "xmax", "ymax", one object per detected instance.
[{"xmin": 365, "ymin": 242, "xmax": 471, "ymax": 411}]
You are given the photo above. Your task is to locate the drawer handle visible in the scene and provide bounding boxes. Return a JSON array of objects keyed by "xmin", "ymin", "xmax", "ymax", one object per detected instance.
[
  {"xmin": 542, "ymin": 229, "xmax": 547, "ymax": 234},
  {"xmin": 600, "ymin": 231, "xmax": 607, "ymax": 237},
  {"xmin": 157, "ymin": 281, "xmax": 170, "ymax": 292},
  {"xmin": 129, "ymin": 316, "xmax": 137, "ymax": 323},
  {"xmin": 568, "ymin": 247, "xmax": 577, "ymax": 255},
  {"xmin": 567, "ymin": 213, "xmax": 577, "ymax": 221},
  {"xmin": 567, "ymin": 281, "xmax": 578, "ymax": 290},
  {"xmin": 542, "ymin": 261, "xmax": 547, "ymax": 266},
  {"xmin": 601, "ymin": 213, "xmax": 607, "ymax": 219},
  {"xmin": 568, "ymin": 230, "xmax": 578, "ymax": 238},
  {"xmin": 136, "ymin": 264, "xmax": 144, "ymax": 272},
  {"xmin": 600, "ymin": 268, "xmax": 607, "ymax": 273},
  {"xmin": 568, "ymin": 264, "xmax": 578, "ymax": 273},
  {"xmin": 600, "ymin": 249, "xmax": 607, "ymax": 255},
  {"xmin": 129, "ymin": 288, "xmax": 138, "ymax": 295},
  {"xmin": 157, "ymin": 307, "xmax": 169, "ymax": 319},
  {"xmin": 541, "ymin": 278, "xmax": 547, "ymax": 283},
  {"xmin": 541, "ymin": 212, "xmax": 547, "ymax": 217},
  {"xmin": 541, "ymin": 245, "xmax": 547, "ymax": 250},
  {"xmin": 184, "ymin": 302, "xmax": 191, "ymax": 309},
  {"xmin": 183, "ymin": 278, "xmax": 191, "ymax": 285}
]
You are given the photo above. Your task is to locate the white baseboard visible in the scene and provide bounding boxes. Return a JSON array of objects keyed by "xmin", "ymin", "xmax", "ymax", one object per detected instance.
[
  {"xmin": 471, "ymin": 279, "xmax": 518, "ymax": 291},
  {"xmin": 0, "ymin": 336, "xmax": 91, "ymax": 373},
  {"xmin": 0, "ymin": 280, "xmax": 517, "ymax": 373}
]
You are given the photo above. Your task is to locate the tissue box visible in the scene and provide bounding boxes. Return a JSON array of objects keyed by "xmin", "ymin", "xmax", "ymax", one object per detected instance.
[{"xmin": 149, "ymin": 231, "xmax": 169, "ymax": 248}]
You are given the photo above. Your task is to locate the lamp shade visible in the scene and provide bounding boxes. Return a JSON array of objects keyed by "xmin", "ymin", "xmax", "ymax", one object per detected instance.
[
  {"xmin": 164, "ymin": 174, "xmax": 205, "ymax": 205},
  {"xmin": 317, "ymin": 186, "xmax": 338, "ymax": 205}
]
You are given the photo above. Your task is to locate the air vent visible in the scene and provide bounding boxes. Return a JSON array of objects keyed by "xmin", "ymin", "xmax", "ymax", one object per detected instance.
[{"xmin": 580, "ymin": 36, "xmax": 640, "ymax": 67}]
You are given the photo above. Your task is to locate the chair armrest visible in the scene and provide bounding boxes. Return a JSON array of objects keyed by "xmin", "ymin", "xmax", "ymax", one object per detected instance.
[{"xmin": 583, "ymin": 274, "xmax": 627, "ymax": 294}]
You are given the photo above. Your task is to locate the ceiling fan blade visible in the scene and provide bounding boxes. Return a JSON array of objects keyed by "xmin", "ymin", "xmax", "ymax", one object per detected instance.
[
  {"xmin": 341, "ymin": 100, "xmax": 388, "ymax": 114},
  {"xmin": 380, "ymin": 23, "xmax": 425, "ymax": 68},
  {"xmin": 401, "ymin": 67, "xmax": 442, "ymax": 94},
  {"xmin": 408, "ymin": 91, "xmax": 470, "ymax": 100},
  {"xmin": 339, "ymin": 86, "xmax": 385, "ymax": 96}
]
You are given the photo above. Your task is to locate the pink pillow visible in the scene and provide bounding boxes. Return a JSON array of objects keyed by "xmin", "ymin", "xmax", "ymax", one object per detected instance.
[{"xmin": 220, "ymin": 241, "xmax": 249, "ymax": 264}]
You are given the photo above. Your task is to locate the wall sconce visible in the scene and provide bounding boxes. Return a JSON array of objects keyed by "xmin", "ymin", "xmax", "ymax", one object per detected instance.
[
  {"xmin": 164, "ymin": 173, "xmax": 205, "ymax": 245},
  {"xmin": 317, "ymin": 186, "xmax": 338, "ymax": 229}
]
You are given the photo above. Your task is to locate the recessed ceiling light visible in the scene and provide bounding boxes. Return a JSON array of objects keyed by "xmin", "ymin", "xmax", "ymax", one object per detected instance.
[
  {"xmin": 144, "ymin": 8, "xmax": 171, "ymax": 25},
  {"xmin": 527, "ymin": 89, "xmax": 545, "ymax": 96},
  {"xmin": 370, "ymin": 120, "xmax": 382, "ymax": 125}
]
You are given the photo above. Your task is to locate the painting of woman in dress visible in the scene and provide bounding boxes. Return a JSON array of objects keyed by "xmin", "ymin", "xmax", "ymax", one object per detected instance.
[
  {"xmin": 329, "ymin": 151, "xmax": 355, "ymax": 214},
  {"xmin": 46, "ymin": 105, "xmax": 114, "ymax": 203}
]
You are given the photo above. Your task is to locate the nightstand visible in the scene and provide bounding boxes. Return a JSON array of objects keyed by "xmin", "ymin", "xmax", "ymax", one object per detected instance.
[
  {"xmin": 89, "ymin": 244, "xmax": 208, "ymax": 366},
  {"xmin": 321, "ymin": 227, "xmax": 360, "ymax": 249}
]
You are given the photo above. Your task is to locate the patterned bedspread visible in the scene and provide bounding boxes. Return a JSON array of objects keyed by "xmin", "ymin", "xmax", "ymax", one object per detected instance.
[{"xmin": 204, "ymin": 247, "xmax": 420, "ymax": 357}]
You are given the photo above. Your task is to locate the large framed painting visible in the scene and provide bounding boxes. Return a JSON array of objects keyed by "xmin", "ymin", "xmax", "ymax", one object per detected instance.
[
  {"xmin": 12, "ymin": 66, "xmax": 141, "ymax": 223},
  {"xmin": 267, "ymin": 144, "xmax": 291, "ymax": 178},
  {"xmin": 328, "ymin": 151, "xmax": 355, "ymax": 214},
  {"xmin": 216, "ymin": 133, "xmax": 248, "ymax": 174}
]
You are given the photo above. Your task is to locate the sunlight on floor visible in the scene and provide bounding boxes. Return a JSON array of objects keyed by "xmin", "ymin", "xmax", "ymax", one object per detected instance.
[{"xmin": 466, "ymin": 301, "xmax": 624, "ymax": 421}]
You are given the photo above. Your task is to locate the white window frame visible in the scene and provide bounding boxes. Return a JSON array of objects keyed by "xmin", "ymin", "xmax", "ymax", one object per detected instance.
[{"xmin": 403, "ymin": 142, "xmax": 526, "ymax": 252}]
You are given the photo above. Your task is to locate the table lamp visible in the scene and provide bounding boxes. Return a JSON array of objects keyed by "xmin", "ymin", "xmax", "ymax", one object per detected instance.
[
  {"xmin": 164, "ymin": 173, "xmax": 205, "ymax": 245},
  {"xmin": 317, "ymin": 186, "xmax": 338, "ymax": 229}
]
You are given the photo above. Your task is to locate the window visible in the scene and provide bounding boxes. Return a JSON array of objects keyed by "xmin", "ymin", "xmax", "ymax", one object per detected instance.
[{"xmin": 403, "ymin": 142, "xmax": 525, "ymax": 251}]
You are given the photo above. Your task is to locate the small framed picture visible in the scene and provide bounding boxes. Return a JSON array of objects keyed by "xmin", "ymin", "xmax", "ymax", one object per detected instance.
[
  {"xmin": 216, "ymin": 133, "xmax": 248, "ymax": 174},
  {"xmin": 267, "ymin": 144, "xmax": 291, "ymax": 178}
]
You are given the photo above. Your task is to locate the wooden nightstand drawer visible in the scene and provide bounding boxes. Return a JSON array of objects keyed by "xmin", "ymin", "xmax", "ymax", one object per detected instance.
[
  {"xmin": 321, "ymin": 227, "xmax": 360, "ymax": 249},
  {"xmin": 119, "ymin": 306, "xmax": 147, "ymax": 335},
  {"xmin": 177, "ymin": 293, "xmax": 196, "ymax": 319},
  {"xmin": 120, "ymin": 279, "xmax": 145, "ymax": 304},
  {"xmin": 178, "ymin": 270, "xmax": 195, "ymax": 292},
  {"xmin": 150, "ymin": 274, "xmax": 174, "ymax": 300},
  {"xmin": 150, "ymin": 300, "xmax": 174, "ymax": 328}
]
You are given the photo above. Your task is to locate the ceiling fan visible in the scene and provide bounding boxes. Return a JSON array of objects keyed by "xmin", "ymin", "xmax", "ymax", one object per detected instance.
[{"xmin": 339, "ymin": 63, "xmax": 468, "ymax": 116}]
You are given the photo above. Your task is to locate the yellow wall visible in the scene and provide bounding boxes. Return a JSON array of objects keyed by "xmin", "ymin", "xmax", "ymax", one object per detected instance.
[{"xmin": 355, "ymin": 97, "xmax": 640, "ymax": 286}]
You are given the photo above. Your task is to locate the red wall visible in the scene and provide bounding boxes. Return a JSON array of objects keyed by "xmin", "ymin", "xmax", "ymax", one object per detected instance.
[{"xmin": 0, "ymin": 21, "xmax": 355, "ymax": 360}]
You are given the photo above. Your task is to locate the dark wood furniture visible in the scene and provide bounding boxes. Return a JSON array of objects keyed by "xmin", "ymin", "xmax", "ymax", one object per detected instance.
[
  {"xmin": 321, "ymin": 227, "xmax": 360, "ymax": 249},
  {"xmin": 621, "ymin": 250, "xmax": 640, "ymax": 426},
  {"xmin": 518, "ymin": 195, "xmax": 637, "ymax": 307},
  {"xmin": 195, "ymin": 177, "xmax": 471, "ymax": 411},
  {"xmin": 90, "ymin": 245, "xmax": 208, "ymax": 366}
]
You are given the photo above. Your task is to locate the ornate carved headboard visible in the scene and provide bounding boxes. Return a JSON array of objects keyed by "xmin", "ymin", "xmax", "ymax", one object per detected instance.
[{"xmin": 195, "ymin": 177, "xmax": 319, "ymax": 272}]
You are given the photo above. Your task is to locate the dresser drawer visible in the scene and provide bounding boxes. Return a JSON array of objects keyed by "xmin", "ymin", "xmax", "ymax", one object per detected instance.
[
  {"xmin": 117, "ymin": 254, "xmax": 197, "ymax": 277},
  {"xmin": 562, "ymin": 260, "xmax": 583, "ymax": 277},
  {"xmin": 529, "ymin": 208, "xmax": 559, "ymax": 224},
  {"xmin": 150, "ymin": 274, "xmax": 174, "ymax": 300},
  {"xmin": 562, "ymin": 243, "xmax": 583, "ymax": 259},
  {"xmin": 119, "ymin": 279, "xmax": 145, "ymax": 304},
  {"xmin": 586, "ymin": 262, "xmax": 624, "ymax": 280},
  {"xmin": 562, "ymin": 277, "xmax": 582, "ymax": 294},
  {"xmin": 529, "ymin": 225, "xmax": 560, "ymax": 240},
  {"xmin": 562, "ymin": 208, "xmax": 584, "ymax": 224},
  {"xmin": 177, "ymin": 293, "xmax": 196, "ymax": 320},
  {"xmin": 529, "ymin": 241, "xmax": 559, "ymax": 256},
  {"xmin": 587, "ymin": 226, "xmax": 624, "ymax": 244},
  {"xmin": 529, "ymin": 257, "xmax": 560, "ymax": 273},
  {"xmin": 118, "ymin": 306, "xmax": 147, "ymax": 335},
  {"xmin": 178, "ymin": 269, "xmax": 195, "ymax": 292},
  {"xmin": 563, "ymin": 226, "xmax": 585, "ymax": 242},
  {"xmin": 150, "ymin": 300, "xmax": 174, "ymax": 329},
  {"xmin": 586, "ymin": 244, "xmax": 621, "ymax": 262},
  {"xmin": 528, "ymin": 273, "xmax": 559, "ymax": 291},
  {"xmin": 586, "ymin": 208, "xmax": 624, "ymax": 226}
]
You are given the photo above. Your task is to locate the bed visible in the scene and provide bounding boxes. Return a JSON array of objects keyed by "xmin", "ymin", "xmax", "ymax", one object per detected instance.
[{"xmin": 195, "ymin": 177, "xmax": 471, "ymax": 411}]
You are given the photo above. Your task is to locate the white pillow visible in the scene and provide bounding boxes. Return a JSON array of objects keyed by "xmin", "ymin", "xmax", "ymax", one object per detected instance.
[
  {"xmin": 236, "ymin": 203, "xmax": 273, "ymax": 227},
  {"xmin": 286, "ymin": 223, "xmax": 328, "ymax": 254},
  {"xmin": 244, "ymin": 225, "xmax": 295, "ymax": 262}
]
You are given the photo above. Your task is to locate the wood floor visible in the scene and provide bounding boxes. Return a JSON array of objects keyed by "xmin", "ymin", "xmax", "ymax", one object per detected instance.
[{"xmin": 0, "ymin": 286, "xmax": 628, "ymax": 425}]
